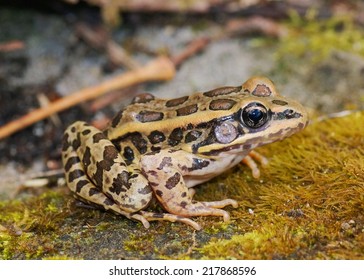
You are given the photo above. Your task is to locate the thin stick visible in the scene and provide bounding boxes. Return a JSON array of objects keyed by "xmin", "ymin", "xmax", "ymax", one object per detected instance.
[
  {"xmin": 0, "ymin": 56, "xmax": 175, "ymax": 140},
  {"xmin": 171, "ymin": 37, "xmax": 211, "ymax": 67},
  {"xmin": 0, "ymin": 40, "xmax": 25, "ymax": 52}
]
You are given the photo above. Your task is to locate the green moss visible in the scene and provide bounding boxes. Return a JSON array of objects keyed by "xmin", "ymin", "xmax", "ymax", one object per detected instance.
[
  {"xmin": 1, "ymin": 112, "xmax": 363, "ymax": 259},
  {"xmin": 124, "ymin": 233, "xmax": 155, "ymax": 254},
  {"xmin": 276, "ymin": 9, "xmax": 364, "ymax": 64},
  {"xmin": 0, "ymin": 190, "xmax": 68, "ymax": 259}
]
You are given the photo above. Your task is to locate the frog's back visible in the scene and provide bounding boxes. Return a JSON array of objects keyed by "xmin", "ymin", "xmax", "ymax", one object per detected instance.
[{"xmin": 106, "ymin": 86, "xmax": 245, "ymax": 138}]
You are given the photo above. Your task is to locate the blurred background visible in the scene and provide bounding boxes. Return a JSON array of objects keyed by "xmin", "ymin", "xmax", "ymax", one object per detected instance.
[{"xmin": 0, "ymin": 0, "xmax": 364, "ymax": 260}]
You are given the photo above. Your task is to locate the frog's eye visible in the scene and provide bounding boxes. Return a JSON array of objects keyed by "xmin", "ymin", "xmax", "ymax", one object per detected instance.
[{"xmin": 241, "ymin": 103, "xmax": 269, "ymax": 128}]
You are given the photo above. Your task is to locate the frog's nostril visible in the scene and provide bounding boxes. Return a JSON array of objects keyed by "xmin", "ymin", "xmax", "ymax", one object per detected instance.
[{"xmin": 284, "ymin": 109, "xmax": 295, "ymax": 119}]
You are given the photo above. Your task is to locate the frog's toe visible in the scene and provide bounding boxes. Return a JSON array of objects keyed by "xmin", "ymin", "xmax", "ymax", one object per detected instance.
[
  {"xmin": 249, "ymin": 150, "xmax": 269, "ymax": 166},
  {"xmin": 176, "ymin": 217, "xmax": 201, "ymax": 231},
  {"xmin": 139, "ymin": 211, "xmax": 202, "ymax": 231},
  {"xmin": 223, "ymin": 199, "xmax": 238, "ymax": 208},
  {"xmin": 131, "ymin": 213, "xmax": 151, "ymax": 229},
  {"xmin": 242, "ymin": 154, "xmax": 260, "ymax": 178},
  {"xmin": 222, "ymin": 210, "xmax": 231, "ymax": 222},
  {"xmin": 202, "ymin": 198, "xmax": 238, "ymax": 209},
  {"xmin": 242, "ymin": 150, "xmax": 269, "ymax": 178}
]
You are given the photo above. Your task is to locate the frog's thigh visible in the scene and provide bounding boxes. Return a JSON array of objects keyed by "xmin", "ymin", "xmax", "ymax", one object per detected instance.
[
  {"xmin": 141, "ymin": 150, "xmax": 237, "ymax": 221},
  {"xmin": 62, "ymin": 143, "xmax": 135, "ymax": 217},
  {"xmin": 62, "ymin": 121, "xmax": 151, "ymax": 216}
]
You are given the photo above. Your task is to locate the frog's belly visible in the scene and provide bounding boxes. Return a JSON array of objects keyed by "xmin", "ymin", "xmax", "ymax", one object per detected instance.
[{"xmin": 184, "ymin": 152, "xmax": 247, "ymax": 188}]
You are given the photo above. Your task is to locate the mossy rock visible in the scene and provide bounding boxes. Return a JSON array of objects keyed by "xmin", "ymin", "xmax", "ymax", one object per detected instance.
[{"xmin": 1, "ymin": 112, "xmax": 363, "ymax": 259}]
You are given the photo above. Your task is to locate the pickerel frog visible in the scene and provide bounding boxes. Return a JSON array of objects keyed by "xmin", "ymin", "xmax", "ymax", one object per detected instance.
[{"xmin": 62, "ymin": 77, "xmax": 308, "ymax": 230}]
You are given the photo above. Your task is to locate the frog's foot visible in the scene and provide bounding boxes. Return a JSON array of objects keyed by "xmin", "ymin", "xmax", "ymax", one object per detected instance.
[
  {"xmin": 140, "ymin": 198, "xmax": 237, "ymax": 230},
  {"xmin": 241, "ymin": 150, "xmax": 269, "ymax": 178},
  {"xmin": 138, "ymin": 204, "xmax": 239, "ymax": 230},
  {"xmin": 155, "ymin": 198, "xmax": 237, "ymax": 227},
  {"xmin": 139, "ymin": 211, "xmax": 202, "ymax": 231},
  {"xmin": 130, "ymin": 213, "xmax": 151, "ymax": 229}
]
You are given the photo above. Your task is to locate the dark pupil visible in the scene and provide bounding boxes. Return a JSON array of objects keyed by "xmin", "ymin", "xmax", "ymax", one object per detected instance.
[
  {"xmin": 249, "ymin": 109, "xmax": 263, "ymax": 122},
  {"xmin": 242, "ymin": 103, "xmax": 268, "ymax": 128}
]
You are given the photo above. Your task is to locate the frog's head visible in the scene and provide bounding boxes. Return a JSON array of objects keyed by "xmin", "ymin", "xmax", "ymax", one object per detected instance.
[
  {"xmin": 239, "ymin": 76, "xmax": 308, "ymax": 142},
  {"xmin": 198, "ymin": 76, "xmax": 308, "ymax": 155}
]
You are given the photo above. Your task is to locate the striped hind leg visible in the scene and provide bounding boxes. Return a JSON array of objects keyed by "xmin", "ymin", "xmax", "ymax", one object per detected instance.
[{"xmin": 61, "ymin": 121, "xmax": 152, "ymax": 228}]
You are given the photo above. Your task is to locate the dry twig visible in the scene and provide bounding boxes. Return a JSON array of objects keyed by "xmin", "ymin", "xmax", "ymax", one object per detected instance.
[
  {"xmin": 75, "ymin": 22, "xmax": 140, "ymax": 70},
  {"xmin": 0, "ymin": 40, "xmax": 25, "ymax": 52},
  {"xmin": 89, "ymin": 86, "xmax": 139, "ymax": 112},
  {"xmin": 171, "ymin": 37, "xmax": 211, "ymax": 67},
  {"xmin": 0, "ymin": 56, "xmax": 175, "ymax": 140},
  {"xmin": 36, "ymin": 93, "xmax": 62, "ymax": 128},
  {"xmin": 226, "ymin": 17, "xmax": 288, "ymax": 38}
]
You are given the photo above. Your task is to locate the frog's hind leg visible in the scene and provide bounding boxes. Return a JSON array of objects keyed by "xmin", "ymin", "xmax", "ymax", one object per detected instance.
[
  {"xmin": 62, "ymin": 121, "xmax": 152, "ymax": 228},
  {"xmin": 63, "ymin": 143, "xmax": 151, "ymax": 228}
]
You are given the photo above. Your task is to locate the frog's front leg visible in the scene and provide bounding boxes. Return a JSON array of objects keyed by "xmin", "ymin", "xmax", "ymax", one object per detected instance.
[
  {"xmin": 62, "ymin": 121, "xmax": 152, "ymax": 228},
  {"xmin": 141, "ymin": 150, "xmax": 238, "ymax": 229},
  {"xmin": 242, "ymin": 150, "xmax": 269, "ymax": 178}
]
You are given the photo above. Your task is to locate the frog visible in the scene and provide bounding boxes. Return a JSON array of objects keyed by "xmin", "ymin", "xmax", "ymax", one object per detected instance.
[{"xmin": 62, "ymin": 76, "xmax": 308, "ymax": 230}]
